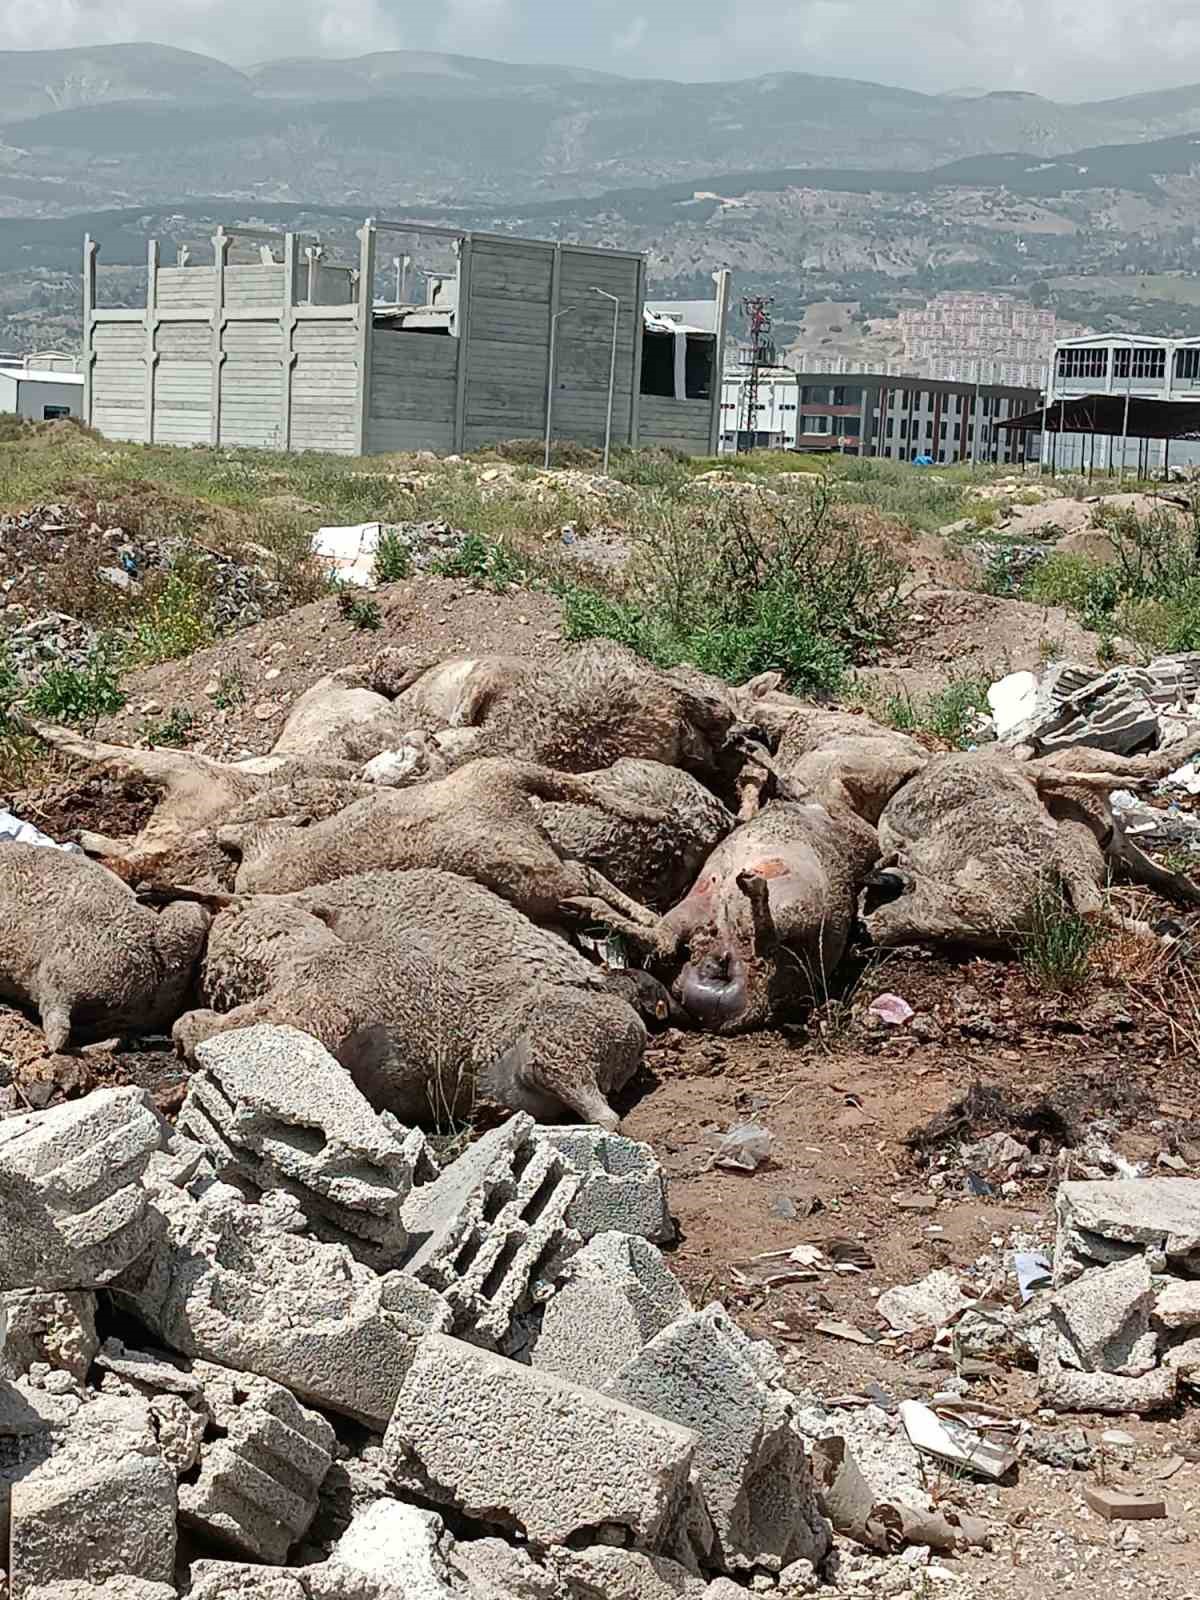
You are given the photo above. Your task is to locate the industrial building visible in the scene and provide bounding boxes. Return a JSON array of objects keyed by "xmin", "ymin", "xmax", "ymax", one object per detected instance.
[
  {"xmin": 83, "ymin": 221, "xmax": 729, "ymax": 459},
  {"xmin": 1000, "ymin": 334, "xmax": 1200, "ymax": 474},
  {"xmin": 720, "ymin": 367, "xmax": 1040, "ymax": 464},
  {"xmin": 0, "ymin": 355, "xmax": 83, "ymax": 422}
]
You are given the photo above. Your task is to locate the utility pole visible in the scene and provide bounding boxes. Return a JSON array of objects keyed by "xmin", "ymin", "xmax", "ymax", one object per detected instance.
[
  {"xmin": 738, "ymin": 295, "xmax": 775, "ymax": 453},
  {"xmin": 591, "ymin": 287, "xmax": 620, "ymax": 473}
]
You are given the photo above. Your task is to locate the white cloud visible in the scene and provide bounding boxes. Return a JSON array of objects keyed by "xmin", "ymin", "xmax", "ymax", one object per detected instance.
[{"xmin": 612, "ymin": 14, "xmax": 647, "ymax": 54}]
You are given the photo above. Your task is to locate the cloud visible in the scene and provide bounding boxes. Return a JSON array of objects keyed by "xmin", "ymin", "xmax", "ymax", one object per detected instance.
[{"xmin": 4, "ymin": 0, "xmax": 1200, "ymax": 99}]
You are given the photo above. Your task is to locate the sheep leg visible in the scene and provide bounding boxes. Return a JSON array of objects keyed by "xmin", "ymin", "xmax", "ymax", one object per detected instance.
[
  {"xmin": 561, "ymin": 896, "xmax": 679, "ymax": 959},
  {"xmin": 77, "ymin": 830, "xmax": 129, "ymax": 858},
  {"xmin": 1109, "ymin": 823, "xmax": 1200, "ymax": 907},
  {"xmin": 30, "ymin": 724, "xmax": 220, "ymax": 789}
]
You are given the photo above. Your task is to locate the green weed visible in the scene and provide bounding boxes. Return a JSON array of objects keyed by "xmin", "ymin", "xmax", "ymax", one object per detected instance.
[
  {"xmin": 212, "ymin": 668, "xmax": 246, "ymax": 709},
  {"xmin": 879, "ymin": 676, "xmax": 990, "ymax": 749},
  {"xmin": 432, "ymin": 532, "xmax": 532, "ymax": 590},
  {"xmin": 128, "ymin": 547, "xmax": 217, "ymax": 665},
  {"xmin": 374, "ymin": 528, "xmax": 413, "ymax": 583},
  {"xmin": 140, "ymin": 706, "xmax": 195, "ymax": 747},
  {"xmin": 336, "ymin": 589, "xmax": 383, "ymax": 631},
  {"xmin": 1021, "ymin": 884, "xmax": 1102, "ymax": 992},
  {"xmin": 23, "ymin": 644, "xmax": 125, "ymax": 729}
]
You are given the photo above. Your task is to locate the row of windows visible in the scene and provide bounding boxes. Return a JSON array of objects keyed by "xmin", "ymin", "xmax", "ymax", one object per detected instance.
[
  {"xmin": 1054, "ymin": 345, "xmax": 1192, "ymax": 382},
  {"xmin": 884, "ymin": 419, "xmax": 990, "ymax": 441}
]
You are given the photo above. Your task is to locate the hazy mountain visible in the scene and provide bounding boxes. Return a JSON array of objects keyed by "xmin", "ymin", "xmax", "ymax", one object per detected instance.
[{"xmin": 5, "ymin": 44, "xmax": 1200, "ymax": 210}]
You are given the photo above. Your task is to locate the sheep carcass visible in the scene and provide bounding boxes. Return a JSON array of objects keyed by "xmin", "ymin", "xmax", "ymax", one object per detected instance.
[
  {"xmin": 173, "ymin": 869, "xmax": 645, "ymax": 1129},
  {"xmin": 0, "ymin": 843, "xmax": 207, "ymax": 1049}
]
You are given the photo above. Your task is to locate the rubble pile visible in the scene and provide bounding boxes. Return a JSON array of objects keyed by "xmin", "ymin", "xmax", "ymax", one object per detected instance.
[
  {"xmin": 0, "ymin": 1026, "xmax": 841, "ymax": 1596},
  {"xmin": 0, "ymin": 502, "xmax": 288, "ymax": 674}
]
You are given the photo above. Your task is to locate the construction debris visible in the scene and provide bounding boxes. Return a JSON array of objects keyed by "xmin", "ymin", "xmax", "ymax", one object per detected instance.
[
  {"xmin": 876, "ymin": 1269, "xmax": 974, "ymax": 1334},
  {"xmin": 538, "ymin": 1125, "xmax": 673, "ymax": 1243},
  {"xmin": 179, "ymin": 1024, "xmax": 414, "ymax": 1260}
]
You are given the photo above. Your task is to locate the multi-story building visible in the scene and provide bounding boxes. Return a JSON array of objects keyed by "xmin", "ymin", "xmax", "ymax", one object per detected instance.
[
  {"xmin": 897, "ymin": 292, "xmax": 1089, "ymax": 379},
  {"xmin": 719, "ymin": 367, "xmax": 1040, "ymax": 464}
]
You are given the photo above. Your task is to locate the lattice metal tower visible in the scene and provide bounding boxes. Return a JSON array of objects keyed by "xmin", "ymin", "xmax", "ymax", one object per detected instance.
[{"xmin": 737, "ymin": 294, "xmax": 775, "ymax": 452}]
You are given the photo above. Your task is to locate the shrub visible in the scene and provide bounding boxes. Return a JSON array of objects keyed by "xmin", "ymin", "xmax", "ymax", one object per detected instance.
[
  {"xmin": 562, "ymin": 477, "xmax": 903, "ymax": 695},
  {"xmin": 212, "ymin": 668, "xmax": 246, "ymax": 709},
  {"xmin": 23, "ymin": 643, "xmax": 125, "ymax": 729},
  {"xmin": 432, "ymin": 532, "xmax": 531, "ymax": 590},
  {"xmin": 374, "ymin": 528, "xmax": 413, "ymax": 583},
  {"xmin": 141, "ymin": 706, "xmax": 195, "ymax": 747},
  {"xmin": 880, "ymin": 676, "xmax": 989, "ymax": 749},
  {"xmin": 128, "ymin": 546, "xmax": 217, "ymax": 664},
  {"xmin": 336, "ymin": 589, "xmax": 383, "ymax": 631}
]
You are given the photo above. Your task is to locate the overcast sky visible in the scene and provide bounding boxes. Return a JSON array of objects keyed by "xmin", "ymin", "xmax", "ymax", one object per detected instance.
[{"xmin": 6, "ymin": 0, "xmax": 1200, "ymax": 99}]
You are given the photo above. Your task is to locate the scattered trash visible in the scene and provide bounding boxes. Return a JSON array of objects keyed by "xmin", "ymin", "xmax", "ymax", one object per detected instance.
[
  {"xmin": 1082, "ymin": 1484, "xmax": 1168, "ymax": 1522},
  {"xmin": 1014, "ymin": 1251, "xmax": 1053, "ymax": 1303},
  {"xmin": 899, "ymin": 1399, "xmax": 1018, "ymax": 1482},
  {"xmin": 868, "ymin": 993, "xmax": 914, "ymax": 1027},
  {"xmin": 816, "ymin": 1319, "xmax": 877, "ymax": 1346},
  {"xmin": 0, "ymin": 810, "xmax": 78, "ymax": 852},
  {"xmin": 713, "ymin": 1122, "xmax": 773, "ymax": 1172},
  {"xmin": 894, "ymin": 1194, "xmax": 937, "ymax": 1214},
  {"xmin": 877, "ymin": 1269, "xmax": 974, "ymax": 1334}
]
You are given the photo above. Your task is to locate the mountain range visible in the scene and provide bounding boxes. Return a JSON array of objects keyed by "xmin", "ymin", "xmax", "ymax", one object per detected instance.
[
  {"xmin": 6, "ymin": 45, "xmax": 1200, "ymax": 354},
  {"xmin": 8, "ymin": 44, "xmax": 1200, "ymax": 209}
]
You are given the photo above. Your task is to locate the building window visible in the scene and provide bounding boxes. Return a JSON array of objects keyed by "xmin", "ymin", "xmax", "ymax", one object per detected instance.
[
  {"xmin": 1113, "ymin": 347, "xmax": 1166, "ymax": 381},
  {"xmin": 886, "ymin": 418, "xmax": 894, "ymax": 438},
  {"xmin": 925, "ymin": 420, "xmax": 934, "ymax": 440},
  {"xmin": 42, "ymin": 404, "xmax": 70, "ymax": 420},
  {"xmin": 1056, "ymin": 346, "xmax": 1110, "ymax": 381},
  {"xmin": 899, "ymin": 420, "xmax": 908, "ymax": 439},
  {"xmin": 939, "ymin": 421, "xmax": 948, "ymax": 440},
  {"xmin": 1175, "ymin": 348, "xmax": 1200, "ymax": 383},
  {"xmin": 955, "ymin": 394, "xmax": 964, "ymax": 414}
]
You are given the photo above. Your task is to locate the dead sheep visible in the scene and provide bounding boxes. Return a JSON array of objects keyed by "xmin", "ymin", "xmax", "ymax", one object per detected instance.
[
  {"xmin": 30, "ymin": 723, "xmax": 366, "ymax": 881},
  {"xmin": 536, "ymin": 757, "xmax": 735, "ymax": 910},
  {"xmin": 619, "ymin": 799, "xmax": 881, "ymax": 1032},
  {"xmin": 460, "ymin": 640, "xmax": 740, "ymax": 781},
  {"xmin": 863, "ymin": 738, "xmax": 1200, "ymax": 951},
  {"xmin": 737, "ymin": 706, "xmax": 928, "ymax": 823},
  {"xmin": 332, "ymin": 644, "xmax": 537, "ymax": 727},
  {"xmin": 173, "ymin": 869, "xmax": 645, "ymax": 1129},
  {"xmin": 0, "ymin": 843, "xmax": 208, "ymax": 1050},
  {"xmin": 218, "ymin": 756, "xmax": 666, "ymax": 931}
]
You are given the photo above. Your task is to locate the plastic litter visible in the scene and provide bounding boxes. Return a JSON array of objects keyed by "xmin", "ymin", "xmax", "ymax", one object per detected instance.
[
  {"xmin": 714, "ymin": 1122, "xmax": 773, "ymax": 1172},
  {"xmin": 313, "ymin": 522, "xmax": 381, "ymax": 589},
  {"xmin": 1013, "ymin": 1250, "xmax": 1052, "ymax": 1303},
  {"xmin": 0, "ymin": 809, "xmax": 79, "ymax": 853},
  {"xmin": 899, "ymin": 1399, "xmax": 1017, "ymax": 1482},
  {"xmin": 868, "ymin": 994, "xmax": 914, "ymax": 1027}
]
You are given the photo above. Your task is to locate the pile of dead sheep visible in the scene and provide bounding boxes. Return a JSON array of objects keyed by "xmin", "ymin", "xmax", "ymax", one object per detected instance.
[{"xmin": 3, "ymin": 638, "xmax": 1200, "ymax": 1596}]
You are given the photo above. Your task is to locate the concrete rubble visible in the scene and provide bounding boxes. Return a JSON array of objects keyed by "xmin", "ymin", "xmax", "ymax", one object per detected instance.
[
  {"xmin": 537, "ymin": 1127, "xmax": 673, "ymax": 1243},
  {"xmin": 178, "ymin": 1024, "xmax": 413, "ymax": 1261},
  {"xmin": 603, "ymin": 1304, "xmax": 832, "ymax": 1574},
  {"xmin": 993, "ymin": 654, "xmax": 1200, "ymax": 754},
  {"xmin": 531, "ymin": 1232, "xmax": 690, "ymax": 1390},
  {"xmin": 400, "ymin": 1116, "xmax": 582, "ymax": 1352},
  {"xmin": 383, "ymin": 1331, "xmax": 698, "ymax": 1550}
]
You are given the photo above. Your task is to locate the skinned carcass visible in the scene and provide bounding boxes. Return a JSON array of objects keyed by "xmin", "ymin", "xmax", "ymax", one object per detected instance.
[{"xmin": 607, "ymin": 800, "xmax": 881, "ymax": 1032}]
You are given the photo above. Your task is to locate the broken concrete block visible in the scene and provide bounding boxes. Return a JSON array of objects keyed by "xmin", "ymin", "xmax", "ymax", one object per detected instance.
[
  {"xmin": 1055, "ymin": 1178, "xmax": 1200, "ymax": 1283},
  {"xmin": 1037, "ymin": 1337, "xmax": 1176, "ymax": 1415},
  {"xmin": 1082, "ymin": 1484, "xmax": 1167, "ymax": 1521},
  {"xmin": 537, "ymin": 1127, "xmax": 673, "ymax": 1243},
  {"xmin": 384, "ymin": 1332, "xmax": 696, "ymax": 1550},
  {"xmin": 0, "ymin": 1088, "xmax": 165, "ymax": 1291},
  {"xmin": 177, "ymin": 1361, "xmax": 335, "ymax": 1563},
  {"xmin": 111, "ymin": 1179, "xmax": 449, "ymax": 1427},
  {"xmin": 448, "ymin": 1537, "xmax": 564, "ymax": 1599},
  {"xmin": 550, "ymin": 1545, "xmax": 707, "ymax": 1599},
  {"xmin": 186, "ymin": 1564, "xmax": 307, "ymax": 1599},
  {"xmin": 25, "ymin": 1583, "xmax": 176, "ymax": 1600},
  {"xmin": 876, "ymin": 1269, "xmax": 973, "ymax": 1334},
  {"xmin": 604, "ymin": 1305, "xmax": 831, "ymax": 1574},
  {"xmin": 306, "ymin": 1498, "xmax": 457, "ymax": 1599},
  {"xmin": 532, "ymin": 1232, "xmax": 690, "ymax": 1390},
  {"xmin": 1153, "ymin": 1277, "xmax": 1200, "ymax": 1331},
  {"xmin": 1049, "ymin": 1255, "xmax": 1158, "ymax": 1375},
  {"xmin": 9, "ymin": 1395, "xmax": 176, "ymax": 1598},
  {"xmin": 0, "ymin": 1290, "xmax": 97, "ymax": 1382},
  {"xmin": 401, "ymin": 1115, "xmax": 581, "ymax": 1352},
  {"xmin": 182, "ymin": 1025, "xmax": 412, "ymax": 1261}
]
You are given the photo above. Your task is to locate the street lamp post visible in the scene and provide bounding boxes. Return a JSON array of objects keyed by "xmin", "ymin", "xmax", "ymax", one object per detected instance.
[
  {"xmin": 544, "ymin": 305, "xmax": 577, "ymax": 470},
  {"xmin": 591, "ymin": 287, "xmax": 620, "ymax": 473}
]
